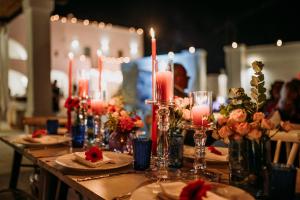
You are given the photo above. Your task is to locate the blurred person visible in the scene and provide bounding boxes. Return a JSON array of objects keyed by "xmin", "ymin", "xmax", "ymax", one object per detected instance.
[
  {"xmin": 262, "ymin": 80, "xmax": 284, "ymax": 117},
  {"xmin": 52, "ymin": 80, "xmax": 60, "ymax": 113},
  {"xmin": 174, "ymin": 63, "xmax": 189, "ymax": 97}
]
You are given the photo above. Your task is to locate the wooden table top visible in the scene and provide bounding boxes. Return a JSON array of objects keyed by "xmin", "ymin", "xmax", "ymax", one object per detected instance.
[{"xmin": 3, "ymin": 134, "xmax": 295, "ymax": 200}]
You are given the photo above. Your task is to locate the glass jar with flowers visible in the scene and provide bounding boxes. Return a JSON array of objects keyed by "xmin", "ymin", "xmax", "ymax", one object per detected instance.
[
  {"xmin": 215, "ymin": 61, "xmax": 275, "ymax": 198},
  {"xmin": 168, "ymin": 96, "xmax": 191, "ymax": 168},
  {"xmin": 104, "ymin": 96, "xmax": 144, "ymax": 153}
]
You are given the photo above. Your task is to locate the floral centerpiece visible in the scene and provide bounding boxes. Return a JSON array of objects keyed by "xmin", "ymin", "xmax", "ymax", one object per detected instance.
[
  {"xmin": 104, "ymin": 96, "xmax": 144, "ymax": 152},
  {"xmin": 215, "ymin": 61, "xmax": 275, "ymax": 198}
]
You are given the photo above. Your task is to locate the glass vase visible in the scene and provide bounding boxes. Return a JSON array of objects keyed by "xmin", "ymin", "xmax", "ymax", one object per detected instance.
[
  {"xmin": 168, "ymin": 129, "xmax": 184, "ymax": 169},
  {"xmin": 108, "ymin": 132, "xmax": 133, "ymax": 153},
  {"xmin": 229, "ymin": 135, "xmax": 271, "ymax": 199}
]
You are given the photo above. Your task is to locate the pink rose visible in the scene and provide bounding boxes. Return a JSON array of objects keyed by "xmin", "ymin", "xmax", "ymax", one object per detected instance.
[
  {"xmin": 217, "ymin": 115, "xmax": 228, "ymax": 126},
  {"xmin": 261, "ymin": 118, "xmax": 274, "ymax": 130},
  {"xmin": 120, "ymin": 110, "xmax": 128, "ymax": 116},
  {"xmin": 218, "ymin": 126, "xmax": 233, "ymax": 138},
  {"xmin": 253, "ymin": 112, "xmax": 265, "ymax": 122},
  {"xmin": 247, "ymin": 129, "xmax": 262, "ymax": 140},
  {"xmin": 234, "ymin": 122, "xmax": 251, "ymax": 136},
  {"xmin": 182, "ymin": 109, "xmax": 191, "ymax": 120},
  {"xmin": 229, "ymin": 109, "xmax": 247, "ymax": 123}
]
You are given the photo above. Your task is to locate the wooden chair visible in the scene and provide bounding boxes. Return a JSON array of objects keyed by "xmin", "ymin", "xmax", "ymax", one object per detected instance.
[{"xmin": 271, "ymin": 130, "xmax": 300, "ymax": 167}]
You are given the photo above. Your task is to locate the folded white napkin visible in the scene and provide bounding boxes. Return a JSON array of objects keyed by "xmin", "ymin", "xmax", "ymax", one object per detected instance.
[
  {"xmin": 206, "ymin": 149, "xmax": 228, "ymax": 162},
  {"xmin": 24, "ymin": 135, "xmax": 56, "ymax": 143},
  {"xmin": 159, "ymin": 181, "xmax": 228, "ymax": 200},
  {"xmin": 74, "ymin": 152, "xmax": 115, "ymax": 168}
]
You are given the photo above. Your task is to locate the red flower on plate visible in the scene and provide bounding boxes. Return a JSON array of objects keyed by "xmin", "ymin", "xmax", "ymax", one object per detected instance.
[
  {"xmin": 208, "ymin": 146, "xmax": 222, "ymax": 155},
  {"xmin": 85, "ymin": 147, "xmax": 103, "ymax": 162},
  {"xmin": 32, "ymin": 129, "xmax": 47, "ymax": 138},
  {"xmin": 180, "ymin": 179, "xmax": 211, "ymax": 200}
]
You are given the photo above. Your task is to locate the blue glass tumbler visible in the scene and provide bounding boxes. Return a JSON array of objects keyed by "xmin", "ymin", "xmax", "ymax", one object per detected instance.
[
  {"xmin": 72, "ymin": 124, "xmax": 85, "ymax": 148},
  {"xmin": 269, "ymin": 164, "xmax": 297, "ymax": 200},
  {"xmin": 46, "ymin": 119, "xmax": 59, "ymax": 134},
  {"xmin": 133, "ymin": 138, "xmax": 152, "ymax": 171}
]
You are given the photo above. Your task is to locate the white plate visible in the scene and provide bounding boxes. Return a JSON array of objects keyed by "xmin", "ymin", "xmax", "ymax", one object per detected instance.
[
  {"xmin": 184, "ymin": 146, "xmax": 228, "ymax": 163},
  {"xmin": 130, "ymin": 182, "xmax": 254, "ymax": 200},
  {"xmin": 14, "ymin": 135, "xmax": 71, "ymax": 146},
  {"xmin": 55, "ymin": 151, "xmax": 133, "ymax": 171}
]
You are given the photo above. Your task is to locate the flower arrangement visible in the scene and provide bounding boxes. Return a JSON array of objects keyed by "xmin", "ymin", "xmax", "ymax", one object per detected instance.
[
  {"xmin": 216, "ymin": 61, "xmax": 275, "ymax": 143},
  {"xmin": 104, "ymin": 96, "xmax": 144, "ymax": 134},
  {"xmin": 170, "ymin": 96, "xmax": 191, "ymax": 131}
]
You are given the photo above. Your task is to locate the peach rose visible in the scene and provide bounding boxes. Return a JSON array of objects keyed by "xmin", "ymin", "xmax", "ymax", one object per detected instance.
[
  {"xmin": 235, "ymin": 122, "xmax": 251, "ymax": 136},
  {"xmin": 247, "ymin": 129, "xmax": 262, "ymax": 140},
  {"xmin": 217, "ymin": 115, "xmax": 228, "ymax": 126},
  {"xmin": 112, "ymin": 112, "xmax": 119, "ymax": 118},
  {"xmin": 253, "ymin": 112, "xmax": 265, "ymax": 122},
  {"xmin": 182, "ymin": 109, "xmax": 191, "ymax": 120},
  {"xmin": 261, "ymin": 118, "xmax": 274, "ymax": 130},
  {"xmin": 120, "ymin": 110, "xmax": 128, "ymax": 117},
  {"xmin": 233, "ymin": 134, "xmax": 242, "ymax": 141},
  {"xmin": 250, "ymin": 121, "xmax": 260, "ymax": 129},
  {"xmin": 218, "ymin": 126, "xmax": 233, "ymax": 138},
  {"xmin": 134, "ymin": 120, "xmax": 144, "ymax": 128},
  {"xmin": 229, "ymin": 109, "xmax": 247, "ymax": 123}
]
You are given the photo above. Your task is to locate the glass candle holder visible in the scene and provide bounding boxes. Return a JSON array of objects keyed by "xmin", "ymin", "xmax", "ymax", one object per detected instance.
[{"xmin": 189, "ymin": 91, "xmax": 212, "ymax": 176}]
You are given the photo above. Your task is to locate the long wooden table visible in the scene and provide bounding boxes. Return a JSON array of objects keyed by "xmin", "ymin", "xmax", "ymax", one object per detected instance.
[
  {"xmin": 3, "ymin": 133, "xmax": 300, "ymax": 199},
  {"xmin": 0, "ymin": 134, "xmax": 230, "ymax": 200}
]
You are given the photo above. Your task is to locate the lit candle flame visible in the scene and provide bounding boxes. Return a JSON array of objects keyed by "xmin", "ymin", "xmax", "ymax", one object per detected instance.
[
  {"xmin": 150, "ymin": 28, "xmax": 155, "ymax": 39},
  {"xmin": 68, "ymin": 52, "xmax": 74, "ymax": 59}
]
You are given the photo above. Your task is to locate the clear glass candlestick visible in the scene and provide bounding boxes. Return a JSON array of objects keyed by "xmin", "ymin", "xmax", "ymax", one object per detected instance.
[{"xmin": 189, "ymin": 91, "xmax": 213, "ymax": 178}]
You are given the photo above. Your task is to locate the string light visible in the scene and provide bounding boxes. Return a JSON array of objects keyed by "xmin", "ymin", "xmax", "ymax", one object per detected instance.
[
  {"xmin": 232, "ymin": 42, "xmax": 238, "ymax": 49},
  {"xmin": 83, "ymin": 19, "xmax": 89, "ymax": 26},
  {"xmin": 168, "ymin": 51, "xmax": 174, "ymax": 59},
  {"xmin": 137, "ymin": 28, "xmax": 144, "ymax": 35},
  {"xmin": 106, "ymin": 23, "xmax": 113, "ymax": 29},
  {"xmin": 71, "ymin": 17, "xmax": 77, "ymax": 23},
  {"xmin": 61, "ymin": 17, "xmax": 67, "ymax": 23},
  {"xmin": 276, "ymin": 39, "xmax": 283, "ymax": 47},
  {"xmin": 189, "ymin": 46, "xmax": 195, "ymax": 53},
  {"xmin": 98, "ymin": 22, "xmax": 105, "ymax": 29}
]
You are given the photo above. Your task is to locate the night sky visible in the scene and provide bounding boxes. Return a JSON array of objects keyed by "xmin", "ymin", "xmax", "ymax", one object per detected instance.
[{"xmin": 54, "ymin": 0, "xmax": 300, "ymax": 73}]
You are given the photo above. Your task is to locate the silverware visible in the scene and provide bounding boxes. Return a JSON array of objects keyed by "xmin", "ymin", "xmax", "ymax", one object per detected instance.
[{"xmin": 76, "ymin": 171, "xmax": 135, "ymax": 182}]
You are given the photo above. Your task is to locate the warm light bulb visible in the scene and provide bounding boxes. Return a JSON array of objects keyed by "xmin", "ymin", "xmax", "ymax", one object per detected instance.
[
  {"xmin": 168, "ymin": 51, "xmax": 174, "ymax": 59},
  {"xmin": 277, "ymin": 39, "xmax": 283, "ymax": 47},
  {"xmin": 189, "ymin": 46, "xmax": 196, "ymax": 53},
  {"xmin": 83, "ymin": 19, "xmax": 89, "ymax": 26},
  {"xmin": 61, "ymin": 17, "xmax": 67, "ymax": 23},
  {"xmin": 98, "ymin": 22, "xmax": 105, "ymax": 28},
  {"xmin": 71, "ymin": 17, "xmax": 77, "ymax": 23},
  {"xmin": 232, "ymin": 42, "xmax": 238, "ymax": 49},
  {"xmin": 68, "ymin": 52, "xmax": 74, "ymax": 59},
  {"xmin": 129, "ymin": 27, "xmax": 135, "ymax": 33},
  {"xmin": 150, "ymin": 28, "xmax": 155, "ymax": 39},
  {"xmin": 137, "ymin": 28, "xmax": 144, "ymax": 35}
]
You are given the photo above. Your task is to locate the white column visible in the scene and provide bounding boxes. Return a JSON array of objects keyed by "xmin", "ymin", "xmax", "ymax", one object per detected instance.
[
  {"xmin": 23, "ymin": 0, "xmax": 54, "ymax": 116},
  {"xmin": 197, "ymin": 50, "xmax": 207, "ymax": 90},
  {"xmin": 224, "ymin": 44, "xmax": 246, "ymax": 89},
  {"xmin": 0, "ymin": 24, "xmax": 9, "ymax": 120}
]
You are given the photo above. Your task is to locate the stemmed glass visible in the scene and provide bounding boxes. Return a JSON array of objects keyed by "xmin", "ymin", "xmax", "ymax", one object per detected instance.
[
  {"xmin": 188, "ymin": 91, "xmax": 213, "ymax": 178},
  {"xmin": 90, "ymin": 90, "xmax": 107, "ymax": 148}
]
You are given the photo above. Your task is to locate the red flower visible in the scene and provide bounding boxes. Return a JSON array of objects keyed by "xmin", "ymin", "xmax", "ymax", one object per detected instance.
[
  {"xmin": 119, "ymin": 115, "xmax": 134, "ymax": 132},
  {"xmin": 107, "ymin": 105, "xmax": 117, "ymax": 113},
  {"xmin": 85, "ymin": 146, "xmax": 103, "ymax": 162},
  {"xmin": 64, "ymin": 97, "xmax": 80, "ymax": 110},
  {"xmin": 179, "ymin": 179, "xmax": 211, "ymax": 200},
  {"xmin": 32, "ymin": 129, "xmax": 47, "ymax": 138},
  {"xmin": 208, "ymin": 146, "xmax": 222, "ymax": 155}
]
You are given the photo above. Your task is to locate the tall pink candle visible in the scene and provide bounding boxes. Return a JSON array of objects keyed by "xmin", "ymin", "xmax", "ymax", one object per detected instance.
[
  {"xmin": 68, "ymin": 53, "xmax": 74, "ymax": 97},
  {"xmin": 97, "ymin": 50, "xmax": 103, "ymax": 92},
  {"xmin": 191, "ymin": 105, "xmax": 210, "ymax": 126},
  {"xmin": 78, "ymin": 79, "xmax": 89, "ymax": 97},
  {"xmin": 156, "ymin": 71, "xmax": 173, "ymax": 103},
  {"xmin": 91, "ymin": 99, "xmax": 106, "ymax": 115}
]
